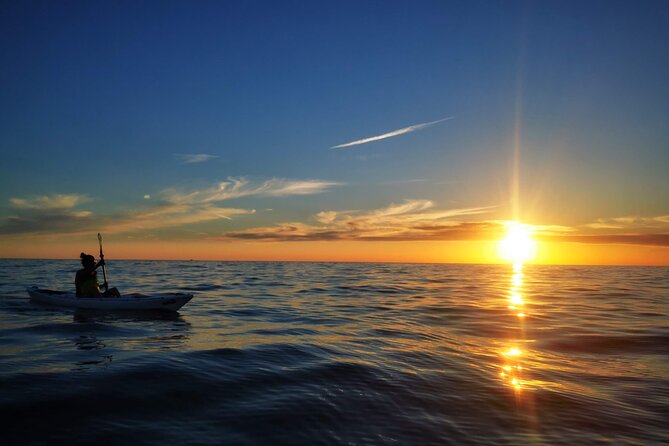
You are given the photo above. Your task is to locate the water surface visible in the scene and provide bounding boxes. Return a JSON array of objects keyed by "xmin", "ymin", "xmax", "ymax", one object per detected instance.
[{"xmin": 1, "ymin": 260, "xmax": 667, "ymax": 444}]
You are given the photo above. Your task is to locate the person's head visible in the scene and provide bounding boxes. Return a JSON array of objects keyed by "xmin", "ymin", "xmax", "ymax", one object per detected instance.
[{"xmin": 80, "ymin": 252, "xmax": 95, "ymax": 267}]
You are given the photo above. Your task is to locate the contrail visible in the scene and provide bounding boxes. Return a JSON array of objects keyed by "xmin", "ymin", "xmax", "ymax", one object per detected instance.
[{"xmin": 331, "ymin": 116, "xmax": 454, "ymax": 149}]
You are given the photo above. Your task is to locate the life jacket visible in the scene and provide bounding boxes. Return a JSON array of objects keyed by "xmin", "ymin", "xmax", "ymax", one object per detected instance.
[{"xmin": 76, "ymin": 271, "xmax": 100, "ymax": 297}]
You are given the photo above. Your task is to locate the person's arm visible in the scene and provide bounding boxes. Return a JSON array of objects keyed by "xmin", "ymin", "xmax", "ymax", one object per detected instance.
[
  {"xmin": 95, "ymin": 260, "xmax": 110, "ymax": 290},
  {"xmin": 95, "ymin": 260, "xmax": 107, "ymax": 288},
  {"xmin": 83, "ymin": 260, "xmax": 105, "ymax": 274}
]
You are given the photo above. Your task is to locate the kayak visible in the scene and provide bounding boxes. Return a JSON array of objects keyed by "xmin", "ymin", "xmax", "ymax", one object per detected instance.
[{"xmin": 27, "ymin": 286, "xmax": 193, "ymax": 311}]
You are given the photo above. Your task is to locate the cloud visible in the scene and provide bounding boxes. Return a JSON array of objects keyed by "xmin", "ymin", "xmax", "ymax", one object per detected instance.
[
  {"xmin": 223, "ymin": 207, "xmax": 669, "ymax": 247},
  {"xmin": 585, "ymin": 215, "xmax": 669, "ymax": 230},
  {"xmin": 225, "ymin": 199, "xmax": 496, "ymax": 242},
  {"xmin": 331, "ymin": 116, "xmax": 454, "ymax": 149},
  {"xmin": 539, "ymin": 233, "xmax": 669, "ymax": 247},
  {"xmin": 531, "ymin": 224, "xmax": 575, "ymax": 234},
  {"xmin": 164, "ymin": 177, "xmax": 342, "ymax": 205},
  {"xmin": 174, "ymin": 153, "xmax": 219, "ymax": 164},
  {"xmin": 540, "ymin": 214, "xmax": 669, "ymax": 247},
  {"xmin": 0, "ymin": 194, "xmax": 95, "ymax": 236},
  {"xmin": 9, "ymin": 194, "xmax": 90, "ymax": 210},
  {"xmin": 99, "ymin": 204, "xmax": 255, "ymax": 235},
  {"xmin": 0, "ymin": 177, "xmax": 341, "ymax": 237},
  {"xmin": 316, "ymin": 211, "xmax": 337, "ymax": 224},
  {"xmin": 1, "ymin": 211, "xmax": 93, "ymax": 236}
]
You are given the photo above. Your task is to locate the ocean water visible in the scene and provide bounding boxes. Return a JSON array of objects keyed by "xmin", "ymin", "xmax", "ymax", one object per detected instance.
[{"xmin": 0, "ymin": 259, "xmax": 667, "ymax": 445}]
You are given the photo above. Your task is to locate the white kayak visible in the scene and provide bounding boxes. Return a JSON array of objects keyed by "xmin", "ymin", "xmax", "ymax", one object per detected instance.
[{"xmin": 27, "ymin": 286, "xmax": 193, "ymax": 311}]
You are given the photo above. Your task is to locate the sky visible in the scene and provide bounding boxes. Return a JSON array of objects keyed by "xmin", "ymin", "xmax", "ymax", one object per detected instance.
[{"xmin": 1, "ymin": 0, "xmax": 668, "ymax": 265}]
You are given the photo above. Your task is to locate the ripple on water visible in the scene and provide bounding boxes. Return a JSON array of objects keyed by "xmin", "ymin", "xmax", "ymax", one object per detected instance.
[{"xmin": 0, "ymin": 261, "xmax": 667, "ymax": 445}]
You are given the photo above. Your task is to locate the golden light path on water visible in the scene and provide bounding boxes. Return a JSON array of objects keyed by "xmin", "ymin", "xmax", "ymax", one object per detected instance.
[
  {"xmin": 499, "ymin": 262, "xmax": 528, "ymax": 392},
  {"xmin": 497, "ymin": 223, "xmax": 537, "ymax": 394}
]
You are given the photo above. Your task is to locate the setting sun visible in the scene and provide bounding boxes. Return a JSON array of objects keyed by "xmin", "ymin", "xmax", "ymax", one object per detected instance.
[{"xmin": 498, "ymin": 222, "xmax": 537, "ymax": 264}]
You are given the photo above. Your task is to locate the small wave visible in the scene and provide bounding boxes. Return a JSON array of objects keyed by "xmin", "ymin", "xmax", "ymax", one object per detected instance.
[
  {"xmin": 296, "ymin": 287, "xmax": 330, "ymax": 294},
  {"xmin": 13, "ymin": 321, "xmax": 127, "ymax": 336},
  {"xmin": 247, "ymin": 328, "xmax": 320, "ymax": 337},
  {"xmin": 74, "ymin": 335, "xmax": 106, "ymax": 350},
  {"xmin": 1, "ymin": 260, "xmax": 668, "ymax": 445},
  {"xmin": 334, "ymin": 285, "xmax": 410, "ymax": 295},
  {"xmin": 541, "ymin": 334, "xmax": 669, "ymax": 354},
  {"xmin": 182, "ymin": 284, "xmax": 227, "ymax": 291}
]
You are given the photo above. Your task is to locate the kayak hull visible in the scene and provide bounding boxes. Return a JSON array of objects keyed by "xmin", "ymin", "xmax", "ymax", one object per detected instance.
[{"xmin": 27, "ymin": 286, "xmax": 193, "ymax": 311}]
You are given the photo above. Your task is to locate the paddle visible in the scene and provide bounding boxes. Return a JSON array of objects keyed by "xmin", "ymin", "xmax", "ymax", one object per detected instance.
[{"xmin": 98, "ymin": 233, "xmax": 109, "ymax": 292}]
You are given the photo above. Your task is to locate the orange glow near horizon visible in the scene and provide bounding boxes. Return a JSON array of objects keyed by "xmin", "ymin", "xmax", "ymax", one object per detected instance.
[{"xmin": 1, "ymin": 233, "xmax": 668, "ymax": 265}]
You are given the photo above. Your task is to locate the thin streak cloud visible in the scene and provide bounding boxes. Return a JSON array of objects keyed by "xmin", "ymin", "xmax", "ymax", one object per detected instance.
[
  {"xmin": 331, "ymin": 117, "xmax": 454, "ymax": 149},
  {"xmin": 175, "ymin": 153, "xmax": 219, "ymax": 164}
]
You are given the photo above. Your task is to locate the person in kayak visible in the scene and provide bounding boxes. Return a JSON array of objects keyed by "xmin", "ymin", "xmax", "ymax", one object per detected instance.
[{"xmin": 75, "ymin": 253, "xmax": 116, "ymax": 297}]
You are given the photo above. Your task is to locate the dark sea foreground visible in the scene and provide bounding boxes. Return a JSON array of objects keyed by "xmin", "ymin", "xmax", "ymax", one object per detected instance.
[{"xmin": 0, "ymin": 260, "xmax": 667, "ymax": 445}]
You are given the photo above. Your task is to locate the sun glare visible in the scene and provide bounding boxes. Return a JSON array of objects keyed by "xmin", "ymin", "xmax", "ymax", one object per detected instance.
[{"xmin": 498, "ymin": 222, "xmax": 537, "ymax": 264}]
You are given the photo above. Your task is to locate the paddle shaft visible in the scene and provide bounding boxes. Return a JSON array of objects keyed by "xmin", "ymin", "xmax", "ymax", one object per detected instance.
[{"xmin": 98, "ymin": 233, "xmax": 109, "ymax": 291}]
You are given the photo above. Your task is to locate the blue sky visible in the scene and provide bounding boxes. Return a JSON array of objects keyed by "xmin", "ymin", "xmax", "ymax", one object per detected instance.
[{"xmin": 1, "ymin": 0, "xmax": 668, "ymax": 261}]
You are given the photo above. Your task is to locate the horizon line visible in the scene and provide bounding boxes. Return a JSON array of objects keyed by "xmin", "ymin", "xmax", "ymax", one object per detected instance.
[{"xmin": 2, "ymin": 256, "xmax": 665, "ymax": 267}]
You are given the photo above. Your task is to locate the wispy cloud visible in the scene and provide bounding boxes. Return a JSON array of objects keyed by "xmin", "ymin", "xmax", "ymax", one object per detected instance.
[
  {"xmin": 175, "ymin": 153, "xmax": 219, "ymax": 164},
  {"xmin": 331, "ymin": 117, "xmax": 454, "ymax": 149},
  {"xmin": 539, "ymin": 233, "xmax": 669, "ymax": 246},
  {"xmin": 534, "ymin": 214, "xmax": 669, "ymax": 247},
  {"xmin": 225, "ymin": 199, "xmax": 495, "ymax": 241},
  {"xmin": 10, "ymin": 194, "xmax": 90, "ymax": 210},
  {"xmin": 585, "ymin": 215, "xmax": 669, "ymax": 230},
  {"xmin": 0, "ymin": 177, "xmax": 341, "ymax": 237},
  {"xmin": 164, "ymin": 178, "xmax": 342, "ymax": 205}
]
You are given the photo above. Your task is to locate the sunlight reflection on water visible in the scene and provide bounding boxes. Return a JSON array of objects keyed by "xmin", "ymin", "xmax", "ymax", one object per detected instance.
[{"xmin": 500, "ymin": 264, "xmax": 528, "ymax": 393}]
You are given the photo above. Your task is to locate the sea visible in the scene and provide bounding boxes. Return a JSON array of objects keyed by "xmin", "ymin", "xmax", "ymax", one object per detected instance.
[{"xmin": 0, "ymin": 259, "xmax": 667, "ymax": 445}]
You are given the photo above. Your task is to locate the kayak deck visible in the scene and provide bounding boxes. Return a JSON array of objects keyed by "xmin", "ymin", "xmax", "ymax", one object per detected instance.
[{"xmin": 27, "ymin": 286, "xmax": 193, "ymax": 311}]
